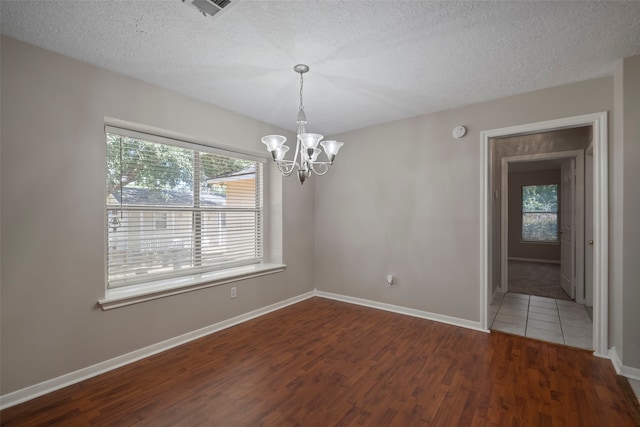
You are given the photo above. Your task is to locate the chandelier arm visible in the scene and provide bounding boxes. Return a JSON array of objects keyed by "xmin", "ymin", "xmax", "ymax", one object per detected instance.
[
  {"xmin": 310, "ymin": 162, "xmax": 330, "ymax": 176},
  {"xmin": 293, "ymin": 137, "xmax": 302, "ymax": 167},
  {"xmin": 300, "ymin": 157, "xmax": 309, "ymax": 173},
  {"xmin": 280, "ymin": 168, "xmax": 296, "ymax": 177},
  {"xmin": 276, "ymin": 160, "xmax": 296, "ymax": 176}
]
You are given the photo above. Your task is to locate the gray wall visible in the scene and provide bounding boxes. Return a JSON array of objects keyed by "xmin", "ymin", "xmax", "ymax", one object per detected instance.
[
  {"xmin": 314, "ymin": 78, "xmax": 612, "ymax": 328},
  {"xmin": 610, "ymin": 55, "xmax": 640, "ymax": 368},
  {"xmin": 0, "ymin": 37, "xmax": 315, "ymax": 394},
  {"xmin": 620, "ymin": 55, "xmax": 640, "ymax": 369},
  {"xmin": 508, "ymin": 169, "xmax": 561, "ymax": 261},
  {"xmin": 611, "ymin": 60, "xmax": 624, "ymax": 362}
]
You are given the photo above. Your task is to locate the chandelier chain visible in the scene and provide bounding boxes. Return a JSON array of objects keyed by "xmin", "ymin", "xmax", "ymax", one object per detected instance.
[{"xmin": 299, "ymin": 72, "xmax": 304, "ymax": 112}]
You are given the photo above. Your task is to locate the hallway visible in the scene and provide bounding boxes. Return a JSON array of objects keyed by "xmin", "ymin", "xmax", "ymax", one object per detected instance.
[{"xmin": 508, "ymin": 260, "xmax": 570, "ymax": 300}]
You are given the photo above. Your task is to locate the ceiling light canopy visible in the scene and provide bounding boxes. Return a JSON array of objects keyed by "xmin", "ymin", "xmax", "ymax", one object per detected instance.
[{"xmin": 261, "ymin": 64, "xmax": 344, "ymax": 185}]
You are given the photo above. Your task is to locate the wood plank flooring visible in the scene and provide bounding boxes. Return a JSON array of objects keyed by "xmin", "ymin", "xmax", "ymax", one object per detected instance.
[{"xmin": 2, "ymin": 297, "xmax": 638, "ymax": 426}]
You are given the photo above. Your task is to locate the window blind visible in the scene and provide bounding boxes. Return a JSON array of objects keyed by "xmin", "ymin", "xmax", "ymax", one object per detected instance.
[{"xmin": 106, "ymin": 128, "xmax": 264, "ymax": 288}]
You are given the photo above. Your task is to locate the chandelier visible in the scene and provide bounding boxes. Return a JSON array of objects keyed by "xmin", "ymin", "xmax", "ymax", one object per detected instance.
[{"xmin": 261, "ymin": 64, "xmax": 344, "ymax": 185}]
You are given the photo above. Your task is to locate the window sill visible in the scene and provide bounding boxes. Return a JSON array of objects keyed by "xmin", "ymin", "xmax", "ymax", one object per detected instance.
[
  {"xmin": 98, "ymin": 263, "xmax": 286, "ymax": 310},
  {"xmin": 519, "ymin": 240, "xmax": 560, "ymax": 245}
]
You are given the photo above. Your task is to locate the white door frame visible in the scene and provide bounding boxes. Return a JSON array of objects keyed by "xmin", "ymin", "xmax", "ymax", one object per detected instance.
[
  {"xmin": 584, "ymin": 144, "xmax": 594, "ymax": 307},
  {"xmin": 480, "ymin": 111, "xmax": 608, "ymax": 357},
  {"xmin": 500, "ymin": 150, "xmax": 585, "ymax": 304}
]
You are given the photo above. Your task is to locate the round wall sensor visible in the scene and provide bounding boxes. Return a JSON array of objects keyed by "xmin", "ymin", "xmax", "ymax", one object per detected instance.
[{"xmin": 452, "ymin": 126, "xmax": 467, "ymax": 139}]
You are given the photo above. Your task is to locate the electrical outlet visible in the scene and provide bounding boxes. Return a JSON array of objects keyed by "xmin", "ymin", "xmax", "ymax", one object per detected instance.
[{"xmin": 230, "ymin": 287, "xmax": 237, "ymax": 298}]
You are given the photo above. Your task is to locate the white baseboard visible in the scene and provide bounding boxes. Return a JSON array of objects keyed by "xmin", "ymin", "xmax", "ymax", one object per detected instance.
[
  {"xmin": 314, "ymin": 290, "xmax": 486, "ymax": 333},
  {"xmin": 508, "ymin": 257, "xmax": 561, "ymax": 264},
  {"xmin": 0, "ymin": 290, "xmax": 315, "ymax": 410},
  {"xmin": 610, "ymin": 347, "xmax": 623, "ymax": 373},
  {"xmin": 608, "ymin": 347, "xmax": 640, "ymax": 381}
]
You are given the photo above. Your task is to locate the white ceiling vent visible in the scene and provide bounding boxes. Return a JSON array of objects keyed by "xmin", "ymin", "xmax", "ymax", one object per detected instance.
[{"xmin": 184, "ymin": 0, "xmax": 234, "ymax": 18}]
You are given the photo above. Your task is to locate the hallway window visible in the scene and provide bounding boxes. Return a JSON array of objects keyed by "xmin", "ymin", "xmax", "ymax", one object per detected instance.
[{"xmin": 521, "ymin": 184, "xmax": 558, "ymax": 241}]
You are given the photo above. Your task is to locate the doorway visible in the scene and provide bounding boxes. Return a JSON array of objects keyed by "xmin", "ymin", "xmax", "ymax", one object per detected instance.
[
  {"xmin": 500, "ymin": 150, "xmax": 585, "ymax": 302},
  {"xmin": 493, "ymin": 149, "xmax": 591, "ymax": 349},
  {"xmin": 479, "ymin": 112, "xmax": 608, "ymax": 357}
]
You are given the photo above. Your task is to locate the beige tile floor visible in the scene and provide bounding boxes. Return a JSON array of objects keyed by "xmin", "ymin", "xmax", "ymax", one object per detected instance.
[{"xmin": 490, "ymin": 291, "xmax": 593, "ymax": 350}]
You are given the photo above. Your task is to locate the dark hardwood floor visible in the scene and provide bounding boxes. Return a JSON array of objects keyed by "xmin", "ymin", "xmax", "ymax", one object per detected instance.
[{"xmin": 2, "ymin": 297, "xmax": 638, "ymax": 426}]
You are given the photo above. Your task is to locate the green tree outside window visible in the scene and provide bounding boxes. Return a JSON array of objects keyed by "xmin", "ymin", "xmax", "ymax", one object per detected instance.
[{"xmin": 522, "ymin": 184, "xmax": 558, "ymax": 241}]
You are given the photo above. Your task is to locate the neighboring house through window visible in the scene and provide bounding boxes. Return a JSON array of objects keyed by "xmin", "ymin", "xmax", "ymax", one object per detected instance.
[
  {"xmin": 106, "ymin": 126, "xmax": 264, "ymax": 289},
  {"xmin": 521, "ymin": 184, "xmax": 558, "ymax": 242}
]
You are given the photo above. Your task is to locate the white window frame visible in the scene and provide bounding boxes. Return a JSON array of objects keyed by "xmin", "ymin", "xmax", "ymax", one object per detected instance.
[{"xmin": 99, "ymin": 122, "xmax": 285, "ymax": 310}]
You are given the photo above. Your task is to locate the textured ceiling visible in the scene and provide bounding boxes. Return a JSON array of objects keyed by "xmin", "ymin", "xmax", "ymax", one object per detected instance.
[{"xmin": 2, "ymin": 1, "xmax": 640, "ymax": 136}]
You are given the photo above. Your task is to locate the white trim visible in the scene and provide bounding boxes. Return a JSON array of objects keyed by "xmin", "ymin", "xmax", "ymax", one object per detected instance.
[
  {"xmin": 508, "ymin": 257, "xmax": 561, "ymax": 264},
  {"xmin": 315, "ymin": 290, "xmax": 487, "ymax": 333},
  {"xmin": 99, "ymin": 263, "xmax": 287, "ymax": 310},
  {"xmin": 480, "ymin": 111, "xmax": 608, "ymax": 356},
  {"xmin": 0, "ymin": 290, "xmax": 315, "ymax": 410},
  {"xmin": 592, "ymin": 112, "xmax": 609, "ymax": 358},
  {"xmin": 500, "ymin": 157, "xmax": 509, "ymax": 292},
  {"xmin": 622, "ymin": 366, "xmax": 640, "ymax": 382},
  {"xmin": 610, "ymin": 347, "xmax": 623, "ymax": 374},
  {"xmin": 608, "ymin": 347, "xmax": 640, "ymax": 381},
  {"xmin": 518, "ymin": 240, "xmax": 560, "ymax": 245},
  {"xmin": 575, "ymin": 152, "xmax": 586, "ymax": 304},
  {"xmin": 480, "ymin": 133, "xmax": 491, "ymax": 330},
  {"xmin": 104, "ymin": 118, "xmax": 266, "ymax": 163}
]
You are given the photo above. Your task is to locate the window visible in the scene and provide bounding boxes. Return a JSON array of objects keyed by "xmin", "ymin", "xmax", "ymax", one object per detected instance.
[
  {"xmin": 521, "ymin": 184, "xmax": 558, "ymax": 242},
  {"xmin": 106, "ymin": 126, "xmax": 264, "ymax": 289}
]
